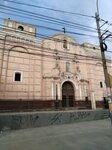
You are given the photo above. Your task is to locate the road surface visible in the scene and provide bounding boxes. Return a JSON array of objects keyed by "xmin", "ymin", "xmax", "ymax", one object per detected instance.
[{"xmin": 0, "ymin": 119, "xmax": 112, "ymax": 150}]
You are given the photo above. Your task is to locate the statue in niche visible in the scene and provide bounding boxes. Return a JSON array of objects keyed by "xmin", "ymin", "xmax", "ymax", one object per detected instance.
[{"xmin": 76, "ymin": 66, "xmax": 81, "ymax": 73}]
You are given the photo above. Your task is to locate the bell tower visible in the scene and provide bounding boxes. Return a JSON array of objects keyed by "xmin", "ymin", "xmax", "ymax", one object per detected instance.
[{"xmin": 3, "ymin": 19, "xmax": 36, "ymax": 36}]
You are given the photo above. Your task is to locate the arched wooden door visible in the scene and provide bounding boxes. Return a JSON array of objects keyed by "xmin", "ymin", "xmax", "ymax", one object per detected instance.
[{"xmin": 62, "ymin": 81, "xmax": 74, "ymax": 107}]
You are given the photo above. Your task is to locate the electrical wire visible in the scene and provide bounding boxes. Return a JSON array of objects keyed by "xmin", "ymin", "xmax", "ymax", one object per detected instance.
[
  {"xmin": 0, "ymin": 1, "xmax": 111, "ymax": 52},
  {"xmin": 0, "ymin": 10, "xmax": 97, "ymax": 34},
  {"xmin": 4, "ymin": 0, "xmax": 95, "ymax": 19},
  {"xmin": 0, "ymin": 1, "xmax": 111, "ymax": 102},
  {"xmin": 0, "ymin": 4, "xmax": 97, "ymax": 31},
  {"xmin": 0, "ymin": 20, "xmax": 99, "ymax": 45}
]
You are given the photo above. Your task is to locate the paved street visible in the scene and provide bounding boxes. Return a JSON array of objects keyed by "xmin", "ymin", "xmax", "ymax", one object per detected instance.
[{"xmin": 0, "ymin": 119, "xmax": 112, "ymax": 150}]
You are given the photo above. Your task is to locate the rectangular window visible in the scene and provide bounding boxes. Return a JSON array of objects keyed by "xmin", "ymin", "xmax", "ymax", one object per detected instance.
[
  {"xmin": 13, "ymin": 71, "xmax": 22, "ymax": 82},
  {"xmin": 100, "ymin": 81, "xmax": 103, "ymax": 88}
]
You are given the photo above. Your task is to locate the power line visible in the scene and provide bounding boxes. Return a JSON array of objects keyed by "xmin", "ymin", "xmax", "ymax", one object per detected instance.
[
  {"xmin": 101, "ymin": 18, "xmax": 112, "ymax": 26},
  {"xmin": 0, "ymin": 4, "xmax": 97, "ymax": 31},
  {"xmin": 1, "ymin": 2, "xmax": 111, "ymax": 52},
  {"xmin": 0, "ymin": 29, "xmax": 100, "ymax": 57},
  {"xmin": 4, "ymin": 0, "xmax": 95, "ymax": 19},
  {"xmin": 0, "ymin": 10, "xmax": 97, "ymax": 34},
  {"xmin": 0, "ymin": 18, "xmax": 99, "ymax": 41},
  {"xmin": 2, "ymin": 23, "xmax": 112, "ymax": 62},
  {"xmin": 0, "ymin": 3, "xmax": 103, "ymax": 47},
  {"xmin": 0, "ymin": 26, "xmax": 100, "ymax": 54},
  {"xmin": 0, "ymin": 17, "xmax": 97, "ymax": 37}
]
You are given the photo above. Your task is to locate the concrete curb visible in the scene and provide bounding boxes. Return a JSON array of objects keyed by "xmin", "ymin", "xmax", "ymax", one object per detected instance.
[{"xmin": 0, "ymin": 109, "xmax": 109, "ymax": 131}]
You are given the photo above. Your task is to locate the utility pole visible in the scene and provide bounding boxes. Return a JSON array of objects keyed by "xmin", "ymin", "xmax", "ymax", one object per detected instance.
[{"xmin": 95, "ymin": 0, "xmax": 111, "ymax": 97}]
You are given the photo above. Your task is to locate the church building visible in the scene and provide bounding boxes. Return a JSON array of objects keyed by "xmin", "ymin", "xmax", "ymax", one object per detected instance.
[{"xmin": 0, "ymin": 19, "xmax": 110, "ymax": 111}]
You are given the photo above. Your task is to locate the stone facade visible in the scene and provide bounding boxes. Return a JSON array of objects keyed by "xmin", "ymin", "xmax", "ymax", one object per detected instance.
[{"xmin": 0, "ymin": 19, "xmax": 110, "ymax": 110}]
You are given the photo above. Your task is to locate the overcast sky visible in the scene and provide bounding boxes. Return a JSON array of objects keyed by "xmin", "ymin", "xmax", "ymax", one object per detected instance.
[{"xmin": 0, "ymin": 0, "xmax": 112, "ymax": 54}]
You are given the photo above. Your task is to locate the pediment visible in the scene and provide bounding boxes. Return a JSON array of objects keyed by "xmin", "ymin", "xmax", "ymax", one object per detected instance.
[{"xmin": 42, "ymin": 33, "xmax": 79, "ymax": 46}]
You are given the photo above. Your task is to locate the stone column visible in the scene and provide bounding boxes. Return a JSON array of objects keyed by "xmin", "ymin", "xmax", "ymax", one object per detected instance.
[
  {"xmin": 58, "ymin": 83, "xmax": 60, "ymax": 100},
  {"xmin": 91, "ymin": 91, "xmax": 96, "ymax": 110},
  {"xmin": 52, "ymin": 81, "xmax": 55, "ymax": 99},
  {"xmin": 79, "ymin": 84, "xmax": 82, "ymax": 100}
]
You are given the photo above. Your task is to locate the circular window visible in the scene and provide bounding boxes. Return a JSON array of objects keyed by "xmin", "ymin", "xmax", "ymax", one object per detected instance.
[{"xmin": 18, "ymin": 26, "xmax": 24, "ymax": 31}]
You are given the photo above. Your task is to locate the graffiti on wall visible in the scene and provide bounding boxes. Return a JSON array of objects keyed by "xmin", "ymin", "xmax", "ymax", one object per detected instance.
[
  {"xmin": 0, "ymin": 110, "xmax": 108, "ymax": 131},
  {"xmin": 12, "ymin": 115, "xmax": 39, "ymax": 128},
  {"xmin": 51, "ymin": 113, "xmax": 62, "ymax": 125},
  {"xmin": 70, "ymin": 111, "xmax": 91, "ymax": 121}
]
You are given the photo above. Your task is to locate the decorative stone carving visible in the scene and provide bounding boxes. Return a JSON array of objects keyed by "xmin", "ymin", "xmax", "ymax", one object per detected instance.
[
  {"xmin": 43, "ymin": 63, "xmax": 60, "ymax": 79},
  {"xmin": 60, "ymin": 72, "xmax": 74, "ymax": 80}
]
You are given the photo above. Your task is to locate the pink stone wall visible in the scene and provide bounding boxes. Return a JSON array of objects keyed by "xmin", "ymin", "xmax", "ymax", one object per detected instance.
[{"xmin": 0, "ymin": 33, "xmax": 107, "ymax": 107}]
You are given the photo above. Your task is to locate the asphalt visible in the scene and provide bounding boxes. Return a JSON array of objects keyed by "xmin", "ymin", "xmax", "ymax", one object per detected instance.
[{"xmin": 0, "ymin": 119, "xmax": 112, "ymax": 150}]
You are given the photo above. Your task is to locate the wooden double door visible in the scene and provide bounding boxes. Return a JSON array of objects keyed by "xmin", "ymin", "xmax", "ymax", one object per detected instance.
[{"xmin": 62, "ymin": 81, "xmax": 74, "ymax": 107}]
